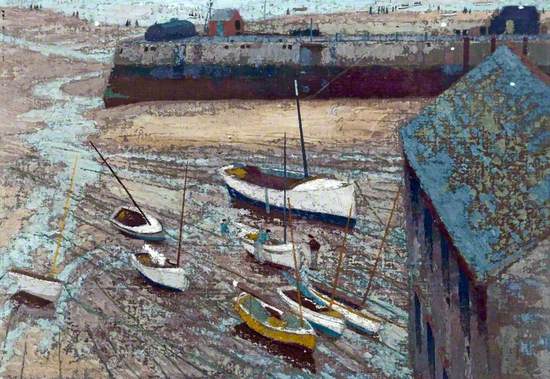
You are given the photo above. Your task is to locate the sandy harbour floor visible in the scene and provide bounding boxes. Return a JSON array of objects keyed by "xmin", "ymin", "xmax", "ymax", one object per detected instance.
[{"xmin": 0, "ymin": 7, "xmax": 439, "ymax": 378}]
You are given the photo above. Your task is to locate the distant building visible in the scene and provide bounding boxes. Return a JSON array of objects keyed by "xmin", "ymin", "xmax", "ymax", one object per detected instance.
[
  {"xmin": 145, "ymin": 18, "xmax": 196, "ymax": 42},
  {"xmin": 401, "ymin": 46, "xmax": 550, "ymax": 379},
  {"xmin": 489, "ymin": 6, "xmax": 540, "ymax": 35},
  {"xmin": 207, "ymin": 9, "xmax": 244, "ymax": 37}
]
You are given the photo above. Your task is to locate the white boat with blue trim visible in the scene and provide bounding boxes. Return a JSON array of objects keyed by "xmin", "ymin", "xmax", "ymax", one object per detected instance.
[
  {"xmin": 305, "ymin": 284, "xmax": 383, "ymax": 336},
  {"xmin": 220, "ymin": 165, "xmax": 356, "ymax": 227},
  {"xmin": 277, "ymin": 285, "xmax": 346, "ymax": 338}
]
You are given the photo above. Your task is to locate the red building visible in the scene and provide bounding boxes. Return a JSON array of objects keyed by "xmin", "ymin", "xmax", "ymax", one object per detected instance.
[{"xmin": 207, "ymin": 9, "xmax": 244, "ymax": 37}]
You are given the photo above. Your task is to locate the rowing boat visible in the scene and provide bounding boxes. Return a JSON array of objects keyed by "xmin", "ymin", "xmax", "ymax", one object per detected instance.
[
  {"xmin": 7, "ymin": 269, "xmax": 63, "ymax": 303},
  {"xmin": 234, "ymin": 292, "xmax": 317, "ymax": 351},
  {"xmin": 236, "ymin": 223, "xmax": 310, "ymax": 269},
  {"xmin": 131, "ymin": 245, "xmax": 189, "ymax": 291},
  {"xmin": 305, "ymin": 284, "xmax": 383, "ymax": 336},
  {"xmin": 110, "ymin": 206, "xmax": 165, "ymax": 241},
  {"xmin": 220, "ymin": 165, "xmax": 356, "ymax": 227},
  {"xmin": 277, "ymin": 285, "xmax": 345, "ymax": 338}
]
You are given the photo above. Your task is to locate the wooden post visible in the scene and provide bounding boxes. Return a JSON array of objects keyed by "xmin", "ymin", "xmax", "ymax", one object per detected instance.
[
  {"xmin": 287, "ymin": 198, "xmax": 304, "ymax": 326},
  {"xmin": 283, "ymin": 133, "xmax": 287, "ymax": 244},
  {"xmin": 361, "ymin": 186, "xmax": 401, "ymax": 307},
  {"xmin": 50, "ymin": 156, "xmax": 79, "ymax": 277},
  {"xmin": 328, "ymin": 204, "xmax": 353, "ymax": 310},
  {"xmin": 89, "ymin": 141, "xmax": 150, "ymax": 225},
  {"xmin": 294, "ymin": 80, "xmax": 309, "ymax": 178},
  {"xmin": 176, "ymin": 163, "xmax": 189, "ymax": 267}
]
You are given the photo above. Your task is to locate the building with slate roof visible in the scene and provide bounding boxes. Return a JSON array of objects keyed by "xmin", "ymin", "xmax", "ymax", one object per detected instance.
[
  {"xmin": 400, "ymin": 46, "xmax": 549, "ymax": 378},
  {"xmin": 207, "ymin": 8, "xmax": 243, "ymax": 37}
]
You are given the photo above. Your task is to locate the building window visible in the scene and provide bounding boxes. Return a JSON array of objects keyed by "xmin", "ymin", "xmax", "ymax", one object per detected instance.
[
  {"xmin": 119, "ymin": 48, "xmax": 123, "ymax": 54},
  {"xmin": 459, "ymin": 266, "xmax": 471, "ymax": 339},
  {"xmin": 409, "ymin": 169, "xmax": 421, "ymax": 234},
  {"xmin": 424, "ymin": 207, "xmax": 433, "ymax": 270},
  {"xmin": 144, "ymin": 46, "xmax": 149, "ymax": 52},
  {"xmin": 441, "ymin": 234, "xmax": 450, "ymax": 301},
  {"xmin": 415, "ymin": 293, "xmax": 422, "ymax": 352},
  {"xmin": 427, "ymin": 322, "xmax": 435, "ymax": 379},
  {"xmin": 288, "ymin": 44, "xmax": 292, "ymax": 50},
  {"xmin": 235, "ymin": 20, "xmax": 241, "ymax": 30}
]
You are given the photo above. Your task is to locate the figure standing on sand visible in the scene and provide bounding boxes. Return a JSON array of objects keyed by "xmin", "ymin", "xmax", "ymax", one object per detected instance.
[
  {"xmin": 253, "ymin": 226, "xmax": 270, "ymax": 263},
  {"xmin": 307, "ymin": 234, "xmax": 321, "ymax": 270},
  {"xmin": 220, "ymin": 218, "xmax": 230, "ymax": 237}
]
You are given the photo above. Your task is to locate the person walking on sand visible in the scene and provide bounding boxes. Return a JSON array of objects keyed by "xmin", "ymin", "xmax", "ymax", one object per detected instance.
[{"xmin": 307, "ymin": 234, "xmax": 321, "ymax": 270}]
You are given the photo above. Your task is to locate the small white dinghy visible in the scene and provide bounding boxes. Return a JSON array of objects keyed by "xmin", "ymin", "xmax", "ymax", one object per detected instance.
[
  {"xmin": 131, "ymin": 164, "xmax": 191, "ymax": 291},
  {"xmin": 110, "ymin": 206, "xmax": 164, "ymax": 241},
  {"xmin": 306, "ymin": 284, "xmax": 383, "ymax": 336},
  {"xmin": 277, "ymin": 285, "xmax": 346, "ymax": 338},
  {"xmin": 131, "ymin": 245, "xmax": 189, "ymax": 291},
  {"xmin": 236, "ymin": 223, "xmax": 310, "ymax": 269},
  {"xmin": 6, "ymin": 270, "xmax": 63, "ymax": 303}
]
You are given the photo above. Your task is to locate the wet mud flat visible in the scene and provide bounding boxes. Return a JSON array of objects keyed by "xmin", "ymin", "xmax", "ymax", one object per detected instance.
[{"xmin": 41, "ymin": 130, "xmax": 411, "ymax": 377}]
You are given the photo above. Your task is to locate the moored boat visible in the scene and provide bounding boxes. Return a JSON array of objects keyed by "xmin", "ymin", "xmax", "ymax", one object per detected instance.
[
  {"xmin": 110, "ymin": 206, "xmax": 165, "ymax": 241},
  {"xmin": 305, "ymin": 284, "xmax": 383, "ymax": 336},
  {"xmin": 236, "ymin": 223, "xmax": 310, "ymax": 269},
  {"xmin": 220, "ymin": 164, "xmax": 356, "ymax": 227},
  {"xmin": 7, "ymin": 270, "xmax": 63, "ymax": 303},
  {"xmin": 234, "ymin": 292, "xmax": 317, "ymax": 351},
  {"xmin": 277, "ymin": 286, "xmax": 345, "ymax": 338},
  {"xmin": 131, "ymin": 245, "xmax": 189, "ymax": 291}
]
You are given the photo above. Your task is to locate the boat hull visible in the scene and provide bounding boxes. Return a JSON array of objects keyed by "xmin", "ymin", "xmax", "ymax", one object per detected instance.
[
  {"xmin": 131, "ymin": 254, "xmax": 188, "ymax": 291},
  {"xmin": 7, "ymin": 271, "xmax": 63, "ymax": 303},
  {"xmin": 221, "ymin": 166, "xmax": 356, "ymax": 228},
  {"xmin": 236, "ymin": 224, "xmax": 310, "ymax": 269},
  {"xmin": 307, "ymin": 286, "xmax": 382, "ymax": 335},
  {"xmin": 110, "ymin": 206, "xmax": 165, "ymax": 241},
  {"xmin": 277, "ymin": 286, "xmax": 345, "ymax": 337},
  {"xmin": 234, "ymin": 293, "xmax": 316, "ymax": 351}
]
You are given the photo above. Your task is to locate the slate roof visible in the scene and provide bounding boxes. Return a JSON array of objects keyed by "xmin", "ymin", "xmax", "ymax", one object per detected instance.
[
  {"xmin": 211, "ymin": 9, "xmax": 239, "ymax": 21},
  {"xmin": 401, "ymin": 46, "xmax": 550, "ymax": 281}
]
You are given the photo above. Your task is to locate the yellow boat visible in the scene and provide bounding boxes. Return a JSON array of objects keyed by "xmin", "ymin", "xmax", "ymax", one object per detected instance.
[{"xmin": 234, "ymin": 292, "xmax": 317, "ymax": 351}]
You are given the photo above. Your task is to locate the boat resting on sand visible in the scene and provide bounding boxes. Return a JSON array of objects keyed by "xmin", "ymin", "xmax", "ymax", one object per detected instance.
[
  {"xmin": 6, "ymin": 269, "xmax": 63, "ymax": 303},
  {"xmin": 131, "ymin": 245, "xmax": 189, "ymax": 291},
  {"xmin": 304, "ymin": 284, "xmax": 383, "ymax": 336},
  {"xmin": 277, "ymin": 286, "xmax": 345, "ymax": 338},
  {"xmin": 220, "ymin": 165, "xmax": 356, "ymax": 227},
  {"xmin": 236, "ymin": 223, "xmax": 310, "ymax": 269},
  {"xmin": 110, "ymin": 206, "xmax": 164, "ymax": 241},
  {"xmin": 234, "ymin": 292, "xmax": 317, "ymax": 351}
]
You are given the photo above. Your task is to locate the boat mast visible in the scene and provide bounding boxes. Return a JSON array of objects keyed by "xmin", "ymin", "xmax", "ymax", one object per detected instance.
[
  {"xmin": 287, "ymin": 198, "xmax": 305, "ymax": 327},
  {"xmin": 294, "ymin": 80, "xmax": 309, "ymax": 178},
  {"xmin": 89, "ymin": 141, "xmax": 151, "ymax": 225},
  {"xmin": 283, "ymin": 133, "xmax": 287, "ymax": 244},
  {"xmin": 50, "ymin": 155, "xmax": 79, "ymax": 277},
  {"xmin": 328, "ymin": 205, "xmax": 353, "ymax": 310},
  {"xmin": 360, "ymin": 186, "xmax": 401, "ymax": 307},
  {"xmin": 177, "ymin": 163, "xmax": 189, "ymax": 267}
]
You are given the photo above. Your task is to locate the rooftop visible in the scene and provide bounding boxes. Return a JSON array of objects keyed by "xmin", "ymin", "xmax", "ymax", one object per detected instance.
[
  {"xmin": 211, "ymin": 8, "xmax": 239, "ymax": 22},
  {"xmin": 401, "ymin": 46, "xmax": 550, "ymax": 281}
]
